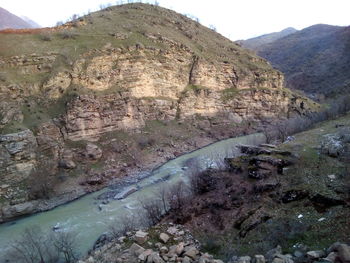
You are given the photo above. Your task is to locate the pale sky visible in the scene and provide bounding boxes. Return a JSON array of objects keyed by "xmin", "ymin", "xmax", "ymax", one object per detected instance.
[{"xmin": 1, "ymin": 0, "xmax": 349, "ymax": 40}]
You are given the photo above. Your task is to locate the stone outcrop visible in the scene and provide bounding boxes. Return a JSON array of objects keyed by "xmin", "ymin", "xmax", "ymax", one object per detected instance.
[
  {"xmin": 0, "ymin": 129, "xmax": 37, "ymax": 183},
  {"xmin": 60, "ymin": 47, "xmax": 311, "ymax": 141}
]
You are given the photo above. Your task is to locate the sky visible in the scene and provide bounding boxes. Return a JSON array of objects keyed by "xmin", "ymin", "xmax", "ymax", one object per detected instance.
[{"xmin": 1, "ymin": 0, "xmax": 349, "ymax": 40}]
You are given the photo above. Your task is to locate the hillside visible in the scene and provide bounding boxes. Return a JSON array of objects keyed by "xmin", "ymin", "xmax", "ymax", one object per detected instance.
[
  {"xmin": 0, "ymin": 3, "xmax": 317, "ymax": 223},
  {"xmin": 245, "ymin": 24, "xmax": 350, "ymax": 97},
  {"xmin": 0, "ymin": 7, "xmax": 37, "ymax": 29},
  {"xmin": 164, "ymin": 114, "xmax": 350, "ymax": 259},
  {"xmin": 238, "ymin": 27, "xmax": 297, "ymax": 51}
]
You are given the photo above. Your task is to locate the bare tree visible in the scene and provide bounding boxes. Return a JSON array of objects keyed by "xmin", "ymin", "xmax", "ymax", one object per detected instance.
[
  {"xmin": 52, "ymin": 231, "xmax": 78, "ymax": 263},
  {"xmin": 27, "ymin": 164, "xmax": 56, "ymax": 200},
  {"xmin": 167, "ymin": 182, "xmax": 189, "ymax": 213},
  {"xmin": 209, "ymin": 24, "xmax": 217, "ymax": 32},
  {"xmin": 139, "ymin": 197, "xmax": 163, "ymax": 226},
  {"xmin": 6, "ymin": 226, "xmax": 58, "ymax": 263},
  {"xmin": 154, "ymin": 184, "xmax": 170, "ymax": 213},
  {"xmin": 261, "ymin": 125, "xmax": 277, "ymax": 144},
  {"xmin": 108, "ymin": 214, "xmax": 138, "ymax": 238}
]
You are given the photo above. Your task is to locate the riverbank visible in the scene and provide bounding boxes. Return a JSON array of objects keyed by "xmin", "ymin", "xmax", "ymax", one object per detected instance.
[
  {"xmin": 0, "ymin": 132, "xmax": 266, "ymax": 259},
  {"xmin": 1, "ymin": 121, "xmax": 258, "ymax": 224}
]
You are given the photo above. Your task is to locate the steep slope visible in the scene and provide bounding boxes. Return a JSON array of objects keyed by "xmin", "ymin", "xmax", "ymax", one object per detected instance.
[
  {"xmin": 248, "ymin": 24, "xmax": 350, "ymax": 97},
  {"xmin": 0, "ymin": 3, "xmax": 317, "ymax": 222},
  {"xmin": 0, "ymin": 7, "xmax": 36, "ymax": 29},
  {"xmin": 238, "ymin": 27, "xmax": 297, "ymax": 51},
  {"xmin": 20, "ymin": 16, "xmax": 41, "ymax": 28}
]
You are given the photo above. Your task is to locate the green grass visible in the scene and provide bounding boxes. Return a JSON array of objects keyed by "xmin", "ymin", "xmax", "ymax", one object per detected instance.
[
  {"xmin": 221, "ymin": 87, "xmax": 239, "ymax": 101},
  {"xmin": 183, "ymin": 84, "xmax": 208, "ymax": 95},
  {"xmin": 0, "ymin": 3, "xmax": 273, "ymax": 77}
]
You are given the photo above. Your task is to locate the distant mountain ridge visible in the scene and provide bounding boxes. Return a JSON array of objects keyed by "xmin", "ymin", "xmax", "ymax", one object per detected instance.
[
  {"xmin": 0, "ymin": 7, "xmax": 39, "ymax": 30},
  {"xmin": 242, "ymin": 24, "xmax": 350, "ymax": 97},
  {"xmin": 21, "ymin": 16, "xmax": 41, "ymax": 28},
  {"xmin": 238, "ymin": 27, "xmax": 298, "ymax": 51}
]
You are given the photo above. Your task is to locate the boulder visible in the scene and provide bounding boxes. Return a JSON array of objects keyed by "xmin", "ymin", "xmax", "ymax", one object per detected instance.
[
  {"xmin": 160, "ymin": 246, "xmax": 168, "ymax": 254},
  {"xmin": 2, "ymin": 201, "xmax": 38, "ymax": 219},
  {"xmin": 86, "ymin": 175, "xmax": 104, "ymax": 185},
  {"xmin": 147, "ymin": 252, "xmax": 164, "ymax": 263},
  {"xmin": 182, "ymin": 256, "xmax": 192, "ymax": 263},
  {"xmin": 129, "ymin": 243, "xmax": 145, "ymax": 256},
  {"xmin": 254, "ymin": 255, "xmax": 266, "ymax": 263},
  {"xmin": 336, "ymin": 244, "xmax": 350, "ymax": 263},
  {"xmin": 281, "ymin": 190, "xmax": 309, "ymax": 203},
  {"xmin": 324, "ymin": 252, "xmax": 337, "ymax": 263},
  {"xmin": 58, "ymin": 159, "xmax": 76, "ymax": 169},
  {"xmin": 321, "ymin": 134, "xmax": 344, "ymax": 157},
  {"xmin": 238, "ymin": 256, "xmax": 251, "ymax": 263},
  {"xmin": 139, "ymin": 249, "xmax": 153, "ymax": 261},
  {"xmin": 266, "ymin": 246, "xmax": 282, "ymax": 263},
  {"xmin": 184, "ymin": 246, "xmax": 199, "ymax": 260},
  {"xmin": 176, "ymin": 242, "xmax": 185, "ymax": 255},
  {"xmin": 238, "ymin": 145, "xmax": 291, "ymax": 156},
  {"xmin": 159, "ymin": 233, "xmax": 170, "ymax": 243},
  {"xmin": 114, "ymin": 187, "xmax": 138, "ymax": 200},
  {"xmin": 85, "ymin": 143, "xmax": 103, "ymax": 160},
  {"xmin": 135, "ymin": 230, "xmax": 148, "ymax": 244},
  {"xmin": 307, "ymin": 250, "xmax": 326, "ymax": 259}
]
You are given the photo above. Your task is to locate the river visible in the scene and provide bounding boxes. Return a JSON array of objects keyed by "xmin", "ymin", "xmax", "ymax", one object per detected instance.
[{"xmin": 0, "ymin": 133, "xmax": 265, "ymax": 258}]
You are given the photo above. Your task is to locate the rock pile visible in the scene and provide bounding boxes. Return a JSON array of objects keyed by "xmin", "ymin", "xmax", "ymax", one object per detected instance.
[
  {"xmin": 79, "ymin": 224, "xmax": 224, "ymax": 263},
  {"xmin": 79, "ymin": 222, "xmax": 350, "ymax": 263}
]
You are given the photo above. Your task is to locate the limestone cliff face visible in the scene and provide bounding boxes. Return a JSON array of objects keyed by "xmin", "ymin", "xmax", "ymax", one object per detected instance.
[
  {"xmin": 41, "ymin": 45, "xmax": 308, "ymax": 141},
  {"xmin": 0, "ymin": 130, "xmax": 37, "ymax": 184}
]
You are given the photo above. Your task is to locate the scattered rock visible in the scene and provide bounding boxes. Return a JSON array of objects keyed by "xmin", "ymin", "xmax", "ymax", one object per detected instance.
[
  {"xmin": 281, "ymin": 190, "xmax": 309, "ymax": 203},
  {"xmin": 85, "ymin": 143, "xmax": 103, "ymax": 160},
  {"xmin": 238, "ymin": 256, "xmax": 251, "ymax": 263},
  {"xmin": 336, "ymin": 244, "xmax": 350, "ymax": 263},
  {"xmin": 184, "ymin": 246, "xmax": 199, "ymax": 260},
  {"xmin": 321, "ymin": 134, "xmax": 344, "ymax": 157},
  {"xmin": 159, "ymin": 233, "xmax": 170, "ymax": 243},
  {"xmin": 324, "ymin": 252, "xmax": 337, "ymax": 263},
  {"xmin": 139, "ymin": 249, "xmax": 153, "ymax": 261},
  {"xmin": 135, "ymin": 230, "xmax": 148, "ymax": 244},
  {"xmin": 130, "ymin": 243, "xmax": 145, "ymax": 256},
  {"xmin": 307, "ymin": 250, "xmax": 326, "ymax": 259},
  {"xmin": 114, "ymin": 186, "xmax": 138, "ymax": 200},
  {"xmin": 254, "ymin": 255, "xmax": 266, "ymax": 263}
]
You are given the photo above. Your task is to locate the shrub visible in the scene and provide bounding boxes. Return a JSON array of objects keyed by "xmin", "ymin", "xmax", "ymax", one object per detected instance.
[
  {"xmin": 5, "ymin": 226, "xmax": 79, "ymax": 263},
  {"xmin": 59, "ymin": 31, "xmax": 77, "ymax": 39},
  {"xmin": 108, "ymin": 214, "xmax": 138, "ymax": 238},
  {"xmin": 137, "ymin": 136, "xmax": 155, "ymax": 150},
  {"xmin": 39, "ymin": 33, "xmax": 52, "ymax": 41},
  {"xmin": 5, "ymin": 226, "xmax": 58, "ymax": 263},
  {"xmin": 139, "ymin": 197, "xmax": 163, "ymax": 226},
  {"xmin": 27, "ymin": 163, "xmax": 56, "ymax": 200}
]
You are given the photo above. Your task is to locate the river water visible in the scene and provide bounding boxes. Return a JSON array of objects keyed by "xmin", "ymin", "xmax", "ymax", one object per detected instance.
[{"xmin": 0, "ymin": 133, "xmax": 265, "ymax": 258}]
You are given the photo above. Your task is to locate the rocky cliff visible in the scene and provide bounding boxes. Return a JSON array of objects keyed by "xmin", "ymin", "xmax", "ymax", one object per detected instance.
[{"xmin": 0, "ymin": 3, "xmax": 317, "ymax": 222}]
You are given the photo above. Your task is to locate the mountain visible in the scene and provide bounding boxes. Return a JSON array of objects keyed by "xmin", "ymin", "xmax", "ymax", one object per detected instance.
[
  {"xmin": 238, "ymin": 27, "xmax": 298, "ymax": 51},
  {"xmin": 0, "ymin": 7, "xmax": 37, "ymax": 30},
  {"xmin": 244, "ymin": 24, "xmax": 350, "ymax": 97},
  {"xmin": 0, "ymin": 3, "xmax": 316, "ymax": 222},
  {"xmin": 20, "ymin": 16, "xmax": 41, "ymax": 28}
]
